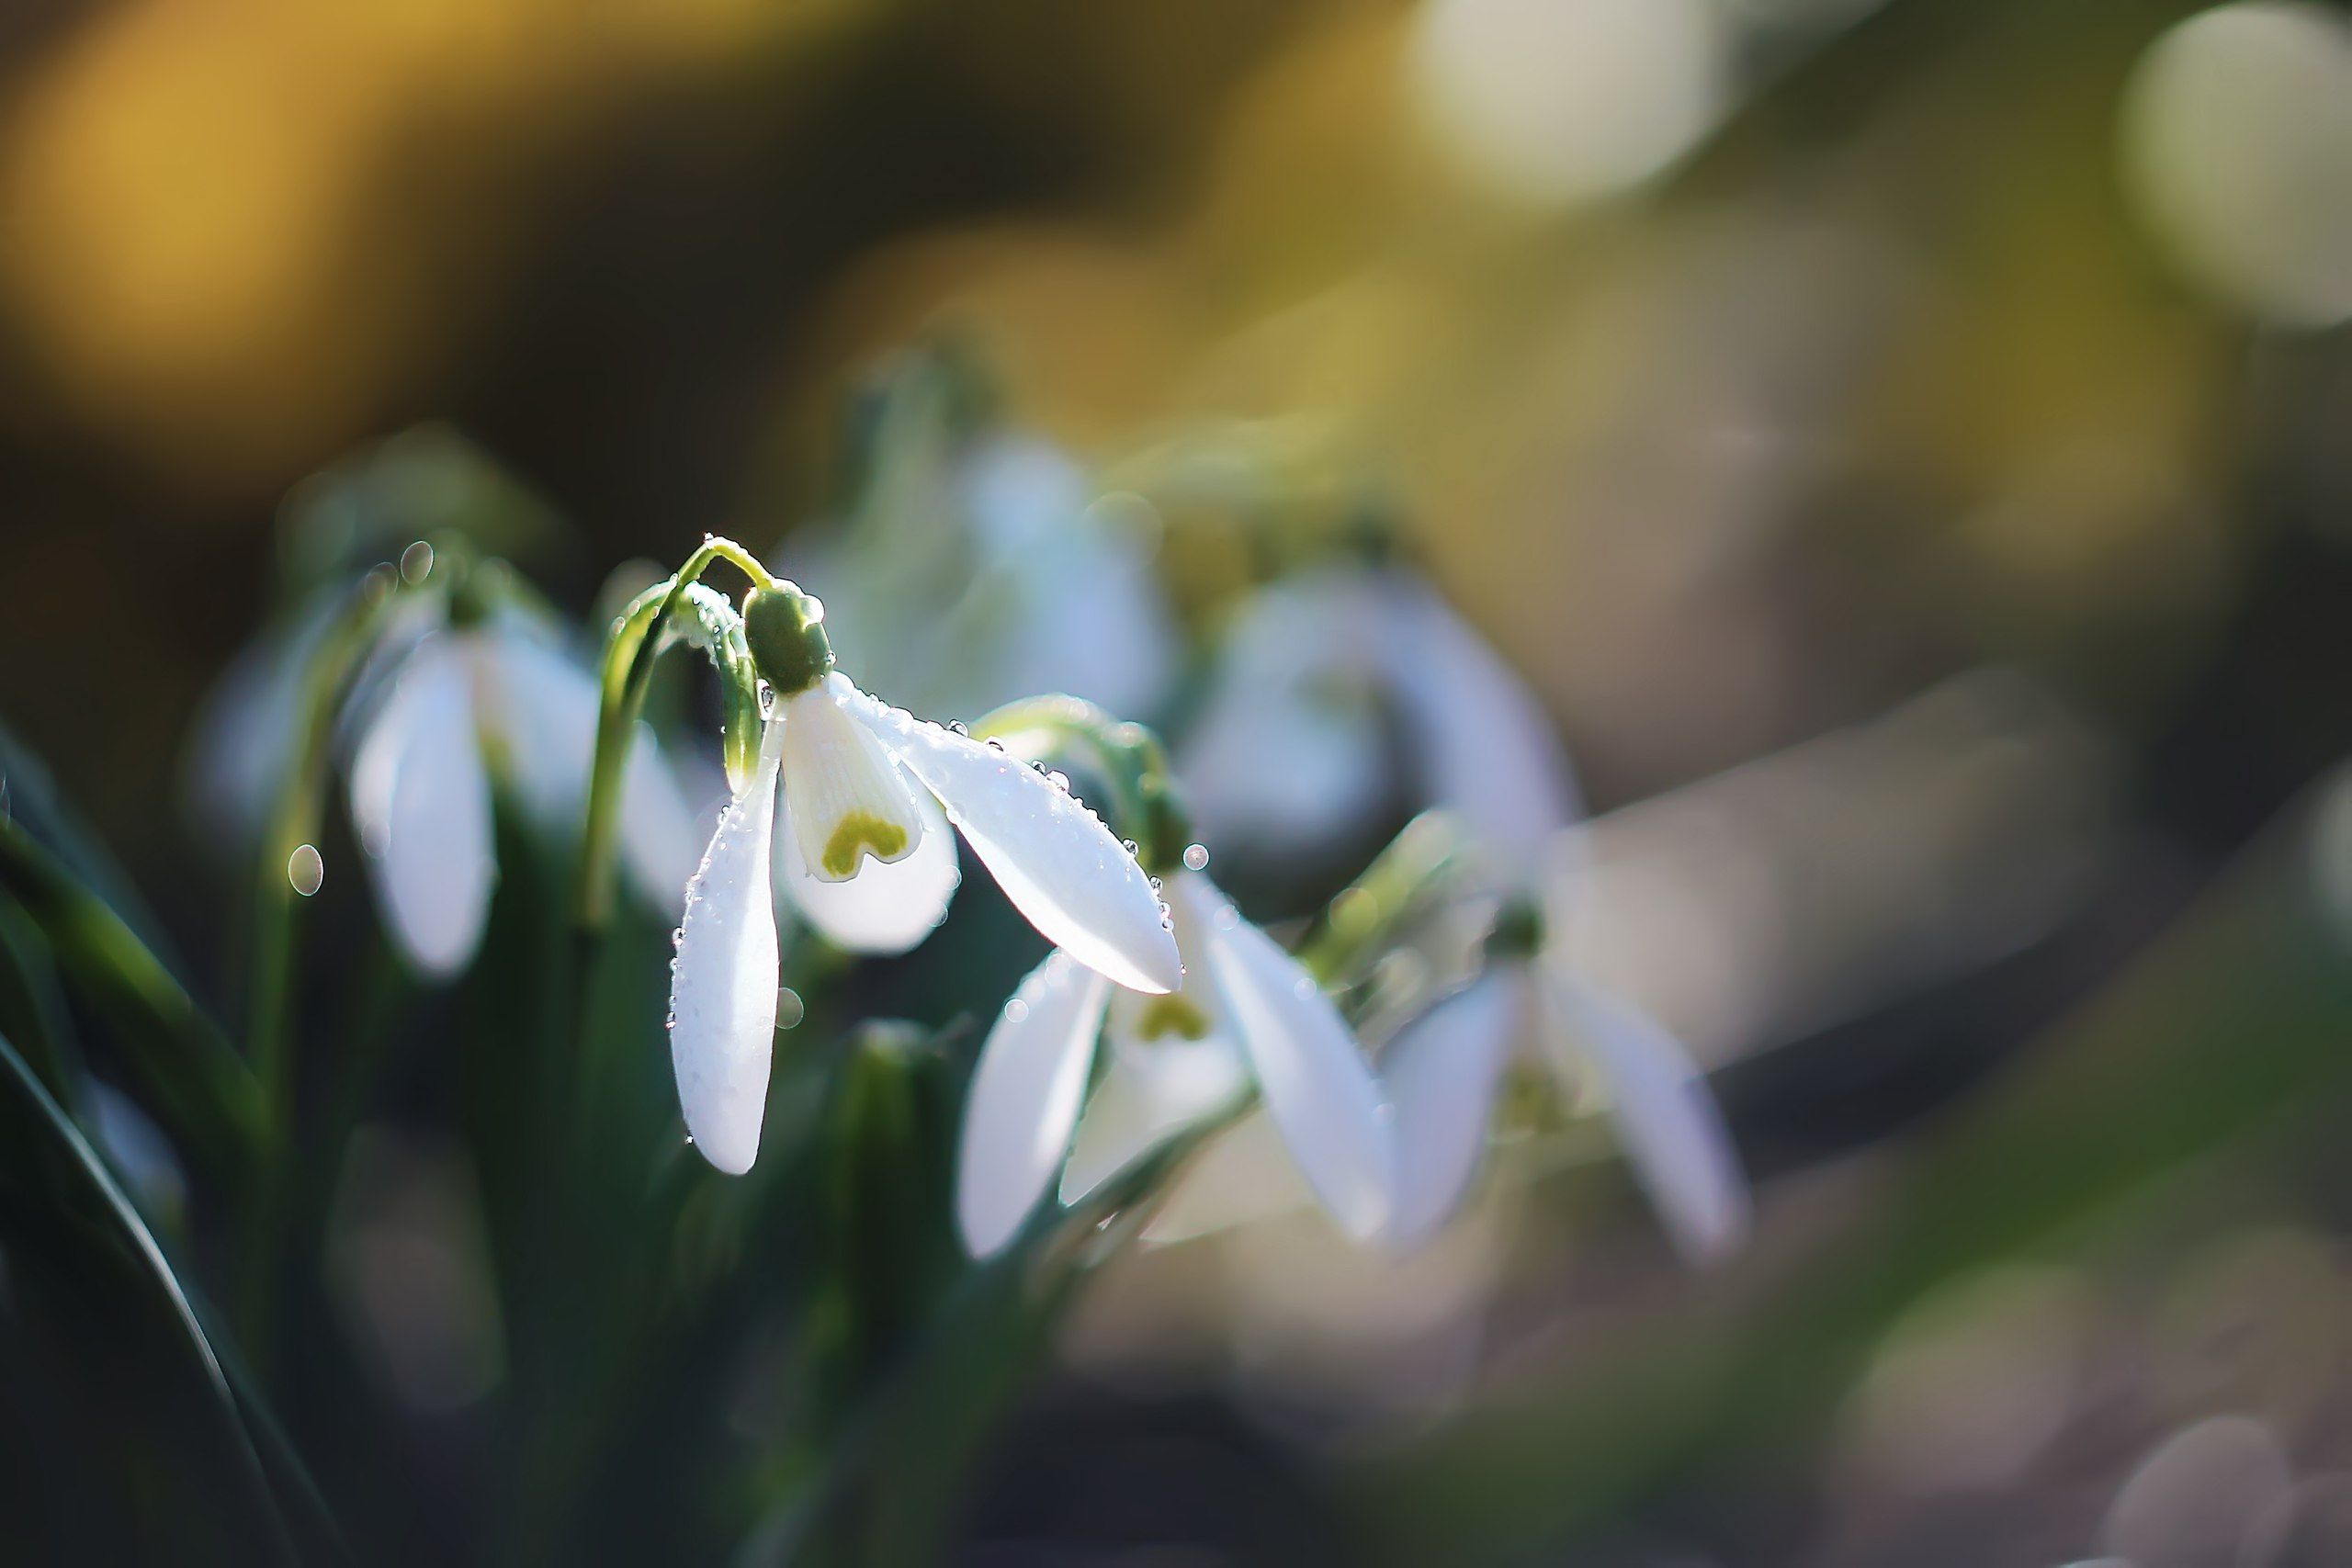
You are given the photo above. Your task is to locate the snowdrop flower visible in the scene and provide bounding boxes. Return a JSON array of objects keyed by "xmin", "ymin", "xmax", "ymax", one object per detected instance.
[
  {"xmin": 1381, "ymin": 908, "xmax": 1749, "ymax": 1262},
  {"xmin": 956, "ymin": 859, "xmax": 1395, "ymax": 1258},
  {"xmin": 1185, "ymin": 564, "xmax": 1746, "ymax": 1260},
  {"xmin": 667, "ymin": 582, "xmax": 1182, "ymax": 1176},
  {"xmin": 349, "ymin": 601, "xmax": 705, "ymax": 977},
  {"xmin": 1182, "ymin": 561, "xmax": 1578, "ymax": 867},
  {"xmin": 778, "ymin": 357, "xmax": 1178, "ymax": 725}
]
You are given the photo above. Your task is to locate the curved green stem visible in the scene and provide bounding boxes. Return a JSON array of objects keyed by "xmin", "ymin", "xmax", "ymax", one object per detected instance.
[
  {"xmin": 248, "ymin": 573, "xmax": 405, "ymax": 1125},
  {"xmin": 242, "ymin": 570, "xmax": 409, "ymax": 1354},
  {"xmin": 576, "ymin": 536, "xmax": 775, "ymax": 932}
]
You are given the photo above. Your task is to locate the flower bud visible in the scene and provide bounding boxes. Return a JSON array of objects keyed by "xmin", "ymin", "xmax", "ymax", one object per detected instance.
[{"xmin": 742, "ymin": 583, "xmax": 834, "ymax": 694}]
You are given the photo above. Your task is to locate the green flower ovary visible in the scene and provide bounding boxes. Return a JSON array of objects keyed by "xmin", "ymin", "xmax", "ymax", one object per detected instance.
[{"xmin": 742, "ymin": 583, "xmax": 835, "ymax": 694}]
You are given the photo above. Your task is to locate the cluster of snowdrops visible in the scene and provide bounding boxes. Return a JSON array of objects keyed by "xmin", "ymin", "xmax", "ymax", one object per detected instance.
[{"xmin": 205, "ymin": 375, "xmax": 1748, "ymax": 1278}]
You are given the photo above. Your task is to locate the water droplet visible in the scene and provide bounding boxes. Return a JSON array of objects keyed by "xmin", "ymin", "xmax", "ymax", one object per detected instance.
[
  {"xmin": 1046, "ymin": 771, "xmax": 1069, "ymax": 793},
  {"xmin": 1122, "ymin": 840, "xmax": 1139, "ymax": 856},
  {"xmin": 1293, "ymin": 976, "xmax": 1318, "ymax": 1000},
  {"xmin": 398, "ymin": 539, "xmax": 435, "ymax": 586},
  {"xmin": 286, "ymin": 843, "xmax": 324, "ymax": 897},
  {"xmin": 1004, "ymin": 998, "xmax": 1031, "ymax": 1024},
  {"xmin": 986, "ymin": 737, "xmax": 1006, "ymax": 751},
  {"xmin": 1148, "ymin": 876, "xmax": 1163, "ymax": 892},
  {"xmin": 1213, "ymin": 905, "xmax": 1239, "ymax": 931},
  {"xmin": 949, "ymin": 721, "xmax": 969, "ymax": 736},
  {"xmin": 775, "ymin": 987, "xmax": 805, "ymax": 1030},
  {"xmin": 1182, "ymin": 843, "xmax": 1210, "ymax": 871}
]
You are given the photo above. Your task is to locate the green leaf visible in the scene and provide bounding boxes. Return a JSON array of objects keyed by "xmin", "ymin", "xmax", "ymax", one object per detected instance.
[
  {"xmin": 0, "ymin": 815, "xmax": 262, "ymax": 1181},
  {"xmin": 0, "ymin": 717, "xmax": 180, "ymax": 967},
  {"xmin": 0, "ymin": 1027, "xmax": 297, "ymax": 1562}
]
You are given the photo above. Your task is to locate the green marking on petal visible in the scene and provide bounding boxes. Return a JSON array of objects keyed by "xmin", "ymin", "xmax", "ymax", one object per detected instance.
[
  {"xmin": 1133, "ymin": 994, "xmax": 1212, "ymax": 1042},
  {"xmin": 821, "ymin": 811, "xmax": 910, "ymax": 878}
]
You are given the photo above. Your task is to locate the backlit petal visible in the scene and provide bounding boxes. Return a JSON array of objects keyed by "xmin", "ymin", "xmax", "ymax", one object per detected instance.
[
  {"xmin": 843, "ymin": 679, "xmax": 1182, "ymax": 994},
  {"xmin": 1537, "ymin": 966, "xmax": 1748, "ymax": 1264},
  {"xmin": 668, "ymin": 722, "xmax": 786, "ymax": 1175},
  {"xmin": 1061, "ymin": 1033, "xmax": 1250, "ymax": 1205},
  {"xmin": 956, "ymin": 952, "xmax": 1111, "ymax": 1258},
  {"xmin": 1187, "ymin": 874, "xmax": 1395, "ymax": 1241},
  {"xmin": 778, "ymin": 682, "xmax": 929, "ymax": 883},
  {"xmin": 1381, "ymin": 970, "xmax": 1528, "ymax": 1251},
  {"xmin": 775, "ymin": 781, "xmax": 959, "ymax": 954},
  {"xmin": 1178, "ymin": 571, "xmax": 1388, "ymax": 857},
  {"xmin": 481, "ymin": 624, "xmax": 704, "ymax": 916},
  {"xmin": 1375, "ymin": 571, "xmax": 1581, "ymax": 863},
  {"xmin": 350, "ymin": 637, "xmax": 494, "ymax": 977}
]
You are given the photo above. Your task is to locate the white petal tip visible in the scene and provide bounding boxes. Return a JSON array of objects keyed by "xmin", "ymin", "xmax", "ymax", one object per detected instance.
[
  {"xmin": 688, "ymin": 1130, "xmax": 759, "ymax": 1177},
  {"xmin": 956, "ymin": 1201, "xmax": 1021, "ymax": 1260}
]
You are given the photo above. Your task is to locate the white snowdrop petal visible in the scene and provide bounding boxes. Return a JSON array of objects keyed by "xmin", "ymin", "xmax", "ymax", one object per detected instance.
[
  {"xmin": 1383, "ymin": 969, "xmax": 1529, "ymax": 1251},
  {"xmin": 1188, "ymin": 874, "xmax": 1396, "ymax": 1241},
  {"xmin": 956, "ymin": 953, "xmax": 1112, "ymax": 1258},
  {"xmin": 478, "ymin": 626, "xmax": 597, "ymax": 829},
  {"xmin": 188, "ymin": 596, "xmax": 338, "ymax": 843},
  {"xmin": 779, "ymin": 682, "xmax": 930, "ymax": 884},
  {"xmin": 1376, "ymin": 572, "xmax": 1582, "ymax": 861},
  {"xmin": 354, "ymin": 638, "xmax": 495, "ymax": 977},
  {"xmin": 1178, "ymin": 573, "xmax": 1388, "ymax": 856},
  {"xmin": 1141, "ymin": 1108, "xmax": 1315, "ymax": 1243},
  {"xmin": 775, "ymin": 781, "xmax": 959, "ymax": 954},
  {"xmin": 1061, "ymin": 890, "xmax": 1247, "ymax": 1201},
  {"xmin": 667, "ymin": 724, "xmax": 786, "ymax": 1176},
  {"xmin": 616, "ymin": 731, "xmax": 707, "ymax": 919},
  {"xmin": 1061, "ymin": 1033, "xmax": 1250, "ymax": 1205},
  {"xmin": 1538, "ymin": 967, "xmax": 1749, "ymax": 1264},
  {"xmin": 480, "ymin": 626, "xmax": 706, "ymax": 918},
  {"xmin": 842, "ymin": 680, "xmax": 1182, "ymax": 995}
]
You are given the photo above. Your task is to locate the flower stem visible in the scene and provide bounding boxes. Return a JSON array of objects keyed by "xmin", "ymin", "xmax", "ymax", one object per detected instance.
[
  {"xmin": 240, "ymin": 568, "xmax": 407, "ymax": 1353},
  {"xmin": 574, "ymin": 536, "xmax": 774, "ymax": 933}
]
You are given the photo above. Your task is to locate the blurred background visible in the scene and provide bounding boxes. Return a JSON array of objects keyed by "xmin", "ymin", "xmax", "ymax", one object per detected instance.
[{"xmin": 4, "ymin": 0, "xmax": 2352, "ymax": 1562}]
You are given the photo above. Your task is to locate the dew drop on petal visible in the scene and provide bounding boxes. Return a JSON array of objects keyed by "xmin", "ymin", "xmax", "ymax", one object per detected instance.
[
  {"xmin": 949, "ymin": 721, "xmax": 969, "ymax": 736},
  {"xmin": 399, "ymin": 539, "xmax": 435, "ymax": 586},
  {"xmin": 1293, "ymin": 976, "xmax": 1318, "ymax": 1000},
  {"xmin": 775, "ymin": 987, "xmax": 805, "ymax": 1030},
  {"xmin": 1212, "ymin": 904, "xmax": 1240, "ymax": 931},
  {"xmin": 1122, "ymin": 840, "xmax": 1139, "ymax": 856},
  {"xmin": 1004, "ymin": 998, "xmax": 1031, "ymax": 1024},
  {"xmin": 1046, "ymin": 771, "xmax": 1070, "ymax": 793},
  {"xmin": 286, "ymin": 843, "xmax": 325, "ymax": 897},
  {"xmin": 1182, "ymin": 843, "xmax": 1210, "ymax": 871}
]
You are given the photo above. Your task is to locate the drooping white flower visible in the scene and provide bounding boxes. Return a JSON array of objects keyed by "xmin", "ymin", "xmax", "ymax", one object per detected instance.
[
  {"xmin": 348, "ymin": 609, "xmax": 705, "ymax": 977},
  {"xmin": 1182, "ymin": 563, "xmax": 1578, "ymax": 867},
  {"xmin": 668, "ymin": 584, "xmax": 1183, "ymax": 1177},
  {"xmin": 955, "ymin": 867, "xmax": 1395, "ymax": 1258},
  {"xmin": 780, "ymin": 405, "xmax": 1180, "ymax": 725},
  {"xmin": 1379, "ymin": 942, "xmax": 1748, "ymax": 1263},
  {"xmin": 1185, "ymin": 566, "xmax": 1744, "ymax": 1260}
]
